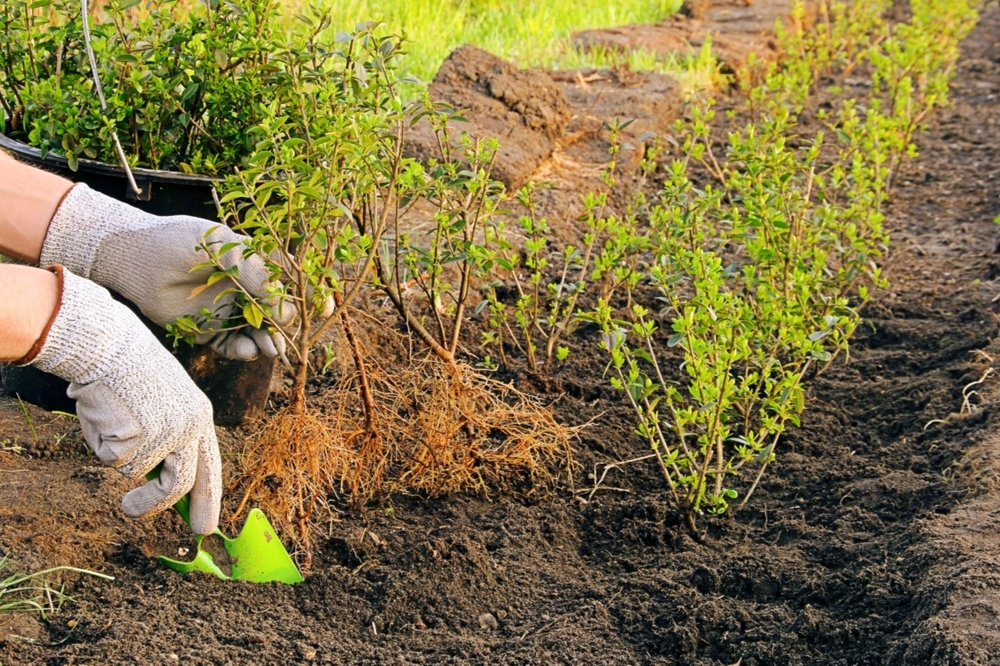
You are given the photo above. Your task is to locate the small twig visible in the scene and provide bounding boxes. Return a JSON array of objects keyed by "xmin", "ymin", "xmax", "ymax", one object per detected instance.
[
  {"xmin": 335, "ymin": 295, "xmax": 378, "ymax": 433},
  {"xmin": 80, "ymin": 0, "xmax": 140, "ymax": 196},
  {"xmin": 737, "ymin": 434, "xmax": 778, "ymax": 511}
]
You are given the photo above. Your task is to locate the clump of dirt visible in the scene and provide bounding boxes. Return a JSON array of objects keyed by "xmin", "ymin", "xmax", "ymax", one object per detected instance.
[
  {"xmin": 549, "ymin": 68, "xmax": 682, "ymax": 158},
  {"xmin": 0, "ymin": 613, "xmax": 42, "ymax": 644},
  {"xmin": 405, "ymin": 43, "xmax": 686, "ymax": 250},
  {"xmin": 537, "ymin": 68, "xmax": 684, "ymax": 246},
  {"xmin": 404, "ymin": 44, "xmax": 573, "ymax": 190}
]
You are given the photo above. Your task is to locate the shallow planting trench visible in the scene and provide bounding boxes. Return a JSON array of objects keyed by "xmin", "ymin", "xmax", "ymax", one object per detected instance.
[{"xmin": 2, "ymin": 1, "xmax": 1000, "ymax": 664}]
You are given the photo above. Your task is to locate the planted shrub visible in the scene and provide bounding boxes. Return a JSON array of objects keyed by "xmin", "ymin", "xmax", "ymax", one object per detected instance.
[
  {"xmin": 479, "ymin": 120, "xmax": 647, "ymax": 372},
  {"xmin": 583, "ymin": 0, "xmax": 977, "ymax": 528},
  {"xmin": 590, "ymin": 106, "xmax": 885, "ymax": 526}
]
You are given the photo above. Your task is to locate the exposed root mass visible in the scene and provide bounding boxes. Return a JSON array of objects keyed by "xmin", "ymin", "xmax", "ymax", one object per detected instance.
[{"xmin": 230, "ymin": 356, "xmax": 576, "ymax": 559}]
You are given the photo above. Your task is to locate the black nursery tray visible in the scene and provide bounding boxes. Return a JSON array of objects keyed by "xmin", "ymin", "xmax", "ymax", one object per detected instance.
[{"xmin": 0, "ymin": 133, "xmax": 220, "ymax": 218}]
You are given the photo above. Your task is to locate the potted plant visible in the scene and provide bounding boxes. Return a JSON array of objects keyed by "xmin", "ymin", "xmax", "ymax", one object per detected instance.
[{"xmin": 0, "ymin": 0, "xmax": 301, "ymax": 424}]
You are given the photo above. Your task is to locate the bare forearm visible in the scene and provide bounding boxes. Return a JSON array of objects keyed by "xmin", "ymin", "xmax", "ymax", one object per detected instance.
[
  {"xmin": 0, "ymin": 264, "xmax": 59, "ymax": 361},
  {"xmin": 0, "ymin": 152, "xmax": 73, "ymax": 263}
]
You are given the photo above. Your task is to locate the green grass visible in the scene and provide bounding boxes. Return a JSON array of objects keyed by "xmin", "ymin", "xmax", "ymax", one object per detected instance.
[
  {"xmin": 553, "ymin": 38, "xmax": 728, "ymax": 96},
  {"xmin": 308, "ymin": 0, "xmax": 684, "ymax": 84},
  {"xmin": 0, "ymin": 558, "xmax": 113, "ymax": 620}
]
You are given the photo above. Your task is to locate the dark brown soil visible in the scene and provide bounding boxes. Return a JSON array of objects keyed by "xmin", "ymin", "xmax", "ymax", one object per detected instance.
[{"xmin": 4, "ymin": 3, "xmax": 1000, "ymax": 665}]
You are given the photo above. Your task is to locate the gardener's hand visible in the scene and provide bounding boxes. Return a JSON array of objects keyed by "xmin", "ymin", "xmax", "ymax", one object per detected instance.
[
  {"xmin": 39, "ymin": 183, "xmax": 289, "ymax": 361},
  {"xmin": 20, "ymin": 266, "xmax": 222, "ymax": 534}
]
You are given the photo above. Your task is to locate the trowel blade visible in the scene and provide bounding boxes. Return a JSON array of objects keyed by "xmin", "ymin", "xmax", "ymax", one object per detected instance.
[{"xmin": 225, "ymin": 509, "xmax": 304, "ymax": 584}]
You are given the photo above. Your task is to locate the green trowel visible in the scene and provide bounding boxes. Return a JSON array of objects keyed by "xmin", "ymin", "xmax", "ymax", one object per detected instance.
[{"xmin": 146, "ymin": 471, "xmax": 303, "ymax": 585}]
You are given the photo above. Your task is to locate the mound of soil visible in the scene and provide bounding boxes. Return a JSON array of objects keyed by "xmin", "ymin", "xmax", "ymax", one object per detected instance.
[
  {"xmin": 404, "ymin": 44, "xmax": 682, "ymax": 196},
  {"xmin": 4, "ymin": 2, "xmax": 1000, "ymax": 665},
  {"xmin": 574, "ymin": 0, "xmax": 817, "ymax": 73},
  {"xmin": 404, "ymin": 44, "xmax": 574, "ymax": 190}
]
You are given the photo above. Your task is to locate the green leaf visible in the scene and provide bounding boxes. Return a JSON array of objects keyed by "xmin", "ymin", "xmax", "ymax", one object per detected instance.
[
  {"xmin": 213, "ymin": 287, "xmax": 238, "ymax": 304},
  {"xmin": 206, "ymin": 271, "xmax": 229, "ymax": 287},
  {"xmin": 250, "ymin": 151, "xmax": 274, "ymax": 166},
  {"xmin": 244, "ymin": 301, "xmax": 265, "ymax": 329},
  {"xmin": 219, "ymin": 190, "xmax": 246, "ymax": 204},
  {"xmin": 180, "ymin": 83, "xmax": 199, "ymax": 103},
  {"xmin": 189, "ymin": 261, "xmax": 217, "ymax": 273},
  {"xmin": 632, "ymin": 348, "xmax": 655, "ymax": 365},
  {"xmin": 298, "ymin": 186, "xmax": 324, "ymax": 199},
  {"xmin": 216, "ymin": 242, "xmax": 242, "ymax": 256}
]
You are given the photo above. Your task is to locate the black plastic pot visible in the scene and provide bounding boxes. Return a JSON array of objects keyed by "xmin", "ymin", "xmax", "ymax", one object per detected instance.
[{"xmin": 0, "ymin": 134, "xmax": 274, "ymax": 427}]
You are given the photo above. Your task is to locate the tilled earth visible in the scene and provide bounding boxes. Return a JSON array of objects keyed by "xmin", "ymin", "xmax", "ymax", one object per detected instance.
[{"xmin": 3, "ymin": 3, "xmax": 1000, "ymax": 665}]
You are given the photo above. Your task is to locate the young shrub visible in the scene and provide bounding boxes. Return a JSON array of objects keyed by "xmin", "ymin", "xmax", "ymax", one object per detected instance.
[
  {"xmin": 776, "ymin": 0, "xmax": 891, "ymax": 86},
  {"xmin": 590, "ymin": 103, "xmax": 885, "ymax": 529},
  {"xmin": 213, "ymin": 22, "xmax": 413, "ymax": 414},
  {"xmin": 480, "ymin": 119, "xmax": 649, "ymax": 371},
  {"xmin": 865, "ymin": 0, "xmax": 979, "ymax": 191},
  {"xmin": 187, "ymin": 19, "xmax": 412, "ymax": 557},
  {"xmin": 374, "ymin": 124, "xmax": 507, "ymax": 368},
  {"xmin": 585, "ymin": 0, "xmax": 976, "ymax": 529},
  {"xmin": 186, "ymin": 18, "xmax": 573, "ymax": 560}
]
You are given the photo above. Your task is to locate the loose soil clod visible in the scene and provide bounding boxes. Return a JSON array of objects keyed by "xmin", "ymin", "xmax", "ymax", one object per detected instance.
[{"xmin": 404, "ymin": 44, "xmax": 574, "ymax": 191}]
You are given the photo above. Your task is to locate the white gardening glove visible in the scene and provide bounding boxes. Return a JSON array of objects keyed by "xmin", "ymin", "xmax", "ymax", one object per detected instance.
[
  {"xmin": 39, "ymin": 183, "xmax": 289, "ymax": 361},
  {"xmin": 19, "ymin": 266, "xmax": 222, "ymax": 534}
]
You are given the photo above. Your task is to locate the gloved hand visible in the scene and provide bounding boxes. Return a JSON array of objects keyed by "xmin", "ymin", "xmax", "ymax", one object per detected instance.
[
  {"xmin": 39, "ymin": 183, "xmax": 289, "ymax": 361},
  {"xmin": 19, "ymin": 266, "xmax": 222, "ymax": 534}
]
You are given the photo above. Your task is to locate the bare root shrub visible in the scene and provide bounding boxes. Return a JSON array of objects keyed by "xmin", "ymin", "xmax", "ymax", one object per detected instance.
[
  {"xmin": 390, "ymin": 361, "xmax": 575, "ymax": 497},
  {"xmin": 230, "ymin": 353, "xmax": 576, "ymax": 561}
]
